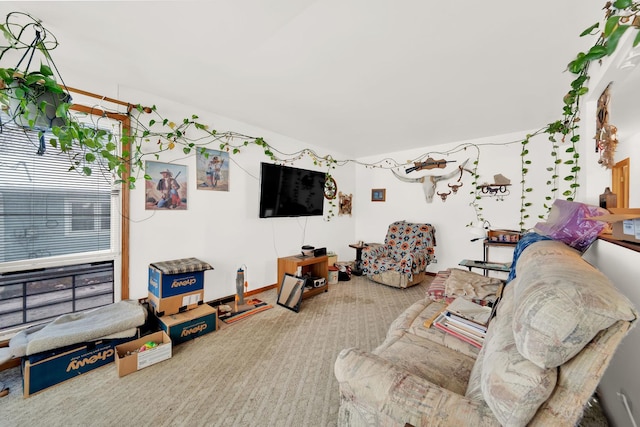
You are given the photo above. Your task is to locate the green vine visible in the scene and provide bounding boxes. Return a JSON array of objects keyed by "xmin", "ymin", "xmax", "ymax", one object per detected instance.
[
  {"xmin": 515, "ymin": 0, "xmax": 640, "ymax": 230},
  {"xmin": 466, "ymin": 149, "xmax": 484, "ymax": 224},
  {"xmin": 0, "ymin": 4, "xmax": 638, "ymax": 226}
]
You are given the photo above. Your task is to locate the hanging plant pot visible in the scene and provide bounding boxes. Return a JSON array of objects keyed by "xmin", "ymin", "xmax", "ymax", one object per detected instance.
[{"xmin": 6, "ymin": 78, "xmax": 72, "ymax": 130}]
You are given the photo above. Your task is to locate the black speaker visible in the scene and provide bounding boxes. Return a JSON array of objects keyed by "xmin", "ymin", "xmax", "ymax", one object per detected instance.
[{"xmin": 314, "ymin": 247, "xmax": 327, "ymax": 257}]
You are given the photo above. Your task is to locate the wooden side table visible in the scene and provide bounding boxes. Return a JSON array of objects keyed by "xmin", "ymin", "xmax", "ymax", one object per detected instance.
[{"xmin": 349, "ymin": 243, "xmax": 368, "ymax": 275}]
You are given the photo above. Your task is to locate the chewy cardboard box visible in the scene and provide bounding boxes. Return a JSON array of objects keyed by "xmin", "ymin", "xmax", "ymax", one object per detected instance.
[
  {"xmin": 158, "ymin": 303, "xmax": 217, "ymax": 345},
  {"xmin": 590, "ymin": 208, "xmax": 640, "ymax": 244},
  {"xmin": 147, "ymin": 290, "xmax": 204, "ymax": 317},
  {"xmin": 148, "ymin": 257, "xmax": 212, "ymax": 300},
  {"xmin": 115, "ymin": 331, "xmax": 172, "ymax": 377},
  {"xmin": 22, "ymin": 337, "xmax": 130, "ymax": 397}
]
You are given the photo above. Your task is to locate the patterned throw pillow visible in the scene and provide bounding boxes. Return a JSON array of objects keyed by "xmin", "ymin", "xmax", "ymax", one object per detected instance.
[
  {"xmin": 443, "ymin": 268, "xmax": 502, "ymax": 300},
  {"xmin": 512, "ymin": 240, "xmax": 637, "ymax": 369},
  {"xmin": 426, "ymin": 270, "xmax": 450, "ymax": 302}
]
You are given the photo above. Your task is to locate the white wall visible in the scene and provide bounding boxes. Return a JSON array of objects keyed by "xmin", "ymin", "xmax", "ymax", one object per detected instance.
[
  {"xmin": 117, "ymin": 86, "xmax": 357, "ymax": 302},
  {"xmin": 579, "ymin": 30, "xmax": 640, "ymax": 427},
  {"xmin": 111, "ymin": 49, "xmax": 639, "ymax": 424},
  {"xmin": 118, "ymin": 85, "xmax": 565, "ymax": 299},
  {"xmin": 583, "ymin": 240, "xmax": 640, "ymax": 427},
  {"xmin": 353, "ymin": 131, "xmax": 560, "ymax": 273}
]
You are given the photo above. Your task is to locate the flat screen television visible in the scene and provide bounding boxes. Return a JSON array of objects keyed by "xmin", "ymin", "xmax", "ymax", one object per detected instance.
[{"xmin": 259, "ymin": 162, "xmax": 325, "ymax": 218}]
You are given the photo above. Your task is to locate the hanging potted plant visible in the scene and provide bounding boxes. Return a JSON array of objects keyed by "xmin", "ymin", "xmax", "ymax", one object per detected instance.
[
  {"xmin": 1, "ymin": 64, "xmax": 71, "ymax": 130},
  {"xmin": 0, "ymin": 12, "xmax": 72, "ymax": 131}
]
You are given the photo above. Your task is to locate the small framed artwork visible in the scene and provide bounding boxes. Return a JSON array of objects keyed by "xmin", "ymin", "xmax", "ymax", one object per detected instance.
[{"xmin": 371, "ymin": 188, "xmax": 386, "ymax": 202}]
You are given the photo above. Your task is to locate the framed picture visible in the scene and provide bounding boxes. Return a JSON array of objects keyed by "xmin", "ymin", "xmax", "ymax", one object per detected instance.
[
  {"xmin": 196, "ymin": 149, "xmax": 229, "ymax": 191},
  {"xmin": 371, "ymin": 188, "xmax": 386, "ymax": 202},
  {"xmin": 277, "ymin": 273, "xmax": 305, "ymax": 313},
  {"xmin": 145, "ymin": 161, "xmax": 188, "ymax": 210}
]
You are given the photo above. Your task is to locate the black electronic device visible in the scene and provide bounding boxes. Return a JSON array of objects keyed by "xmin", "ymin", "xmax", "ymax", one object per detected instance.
[
  {"xmin": 313, "ymin": 247, "xmax": 326, "ymax": 257},
  {"xmin": 259, "ymin": 163, "xmax": 325, "ymax": 218}
]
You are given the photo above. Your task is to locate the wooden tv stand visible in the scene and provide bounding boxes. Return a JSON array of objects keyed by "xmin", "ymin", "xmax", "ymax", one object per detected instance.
[{"xmin": 277, "ymin": 254, "xmax": 329, "ymax": 300}]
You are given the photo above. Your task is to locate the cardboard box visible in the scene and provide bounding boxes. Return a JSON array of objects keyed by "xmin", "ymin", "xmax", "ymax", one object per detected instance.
[
  {"xmin": 147, "ymin": 290, "xmax": 204, "ymax": 317},
  {"xmin": 158, "ymin": 303, "xmax": 217, "ymax": 345},
  {"xmin": 22, "ymin": 337, "xmax": 131, "ymax": 397},
  {"xmin": 148, "ymin": 267, "xmax": 205, "ymax": 299},
  {"xmin": 148, "ymin": 257, "xmax": 212, "ymax": 300},
  {"xmin": 589, "ymin": 208, "xmax": 640, "ymax": 244},
  {"xmin": 115, "ymin": 331, "xmax": 172, "ymax": 377},
  {"xmin": 327, "ymin": 254, "xmax": 338, "ymax": 267}
]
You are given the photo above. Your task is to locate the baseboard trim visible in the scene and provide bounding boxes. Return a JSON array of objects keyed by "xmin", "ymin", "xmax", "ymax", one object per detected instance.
[{"xmin": 207, "ymin": 284, "xmax": 277, "ymax": 306}]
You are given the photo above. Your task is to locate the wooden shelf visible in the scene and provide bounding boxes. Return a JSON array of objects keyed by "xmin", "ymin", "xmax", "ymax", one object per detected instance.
[{"xmin": 277, "ymin": 254, "xmax": 329, "ymax": 300}]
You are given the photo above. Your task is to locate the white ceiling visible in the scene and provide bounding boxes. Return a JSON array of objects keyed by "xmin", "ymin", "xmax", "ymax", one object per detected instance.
[{"xmin": 2, "ymin": 1, "xmax": 607, "ymax": 157}]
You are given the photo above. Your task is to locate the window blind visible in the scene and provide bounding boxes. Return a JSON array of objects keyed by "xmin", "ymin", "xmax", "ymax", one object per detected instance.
[{"xmin": 0, "ymin": 115, "xmax": 115, "ymax": 263}]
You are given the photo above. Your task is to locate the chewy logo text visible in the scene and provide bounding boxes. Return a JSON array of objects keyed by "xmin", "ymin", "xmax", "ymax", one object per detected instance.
[
  {"xmin": 66, "ymin": 349, "xmax": 114, "ymax": 372},
  {"xmin": 181, "ymin": 324, "xmax": 207, "ymax": 337},
  {"xmin": 171, "ymin": 277, "xmax": 197, "ymax": 288}
]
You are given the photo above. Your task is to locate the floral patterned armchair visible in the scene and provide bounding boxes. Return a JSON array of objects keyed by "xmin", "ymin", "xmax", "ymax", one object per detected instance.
[{"xmin": 361, "ymin": 221, "xmax": 436, "ymax": 288}]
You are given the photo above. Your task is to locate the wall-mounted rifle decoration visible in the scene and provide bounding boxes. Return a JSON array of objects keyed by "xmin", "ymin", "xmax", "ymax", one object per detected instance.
[{"xmin": 405, "ymin": 158, "xmax": 456, "ymax": 174}]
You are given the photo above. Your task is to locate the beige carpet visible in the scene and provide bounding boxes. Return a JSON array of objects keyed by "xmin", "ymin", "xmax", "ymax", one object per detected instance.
[
  {"xmin": 0, "ymin": 275, "xmax": 610, "ymax": 426},
  {"xmin": 0, "ymin": 276, "xmax": 429, "ymax": 427}
]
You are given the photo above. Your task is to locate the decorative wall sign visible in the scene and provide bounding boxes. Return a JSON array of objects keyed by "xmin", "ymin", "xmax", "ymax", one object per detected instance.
[
  {"xmin": 338, "ymin": 192, "xmax": 352, "ymax": 215},
  {"xmin": 196, "ymin": 149, "xmax": 229, "ymax": 191},
  {"xmin": 595, "ymin": 84, "xmax": 619, "ymax": 169},
  {"xmin": 145, "ymin": 161, "xmax": 188, "ymax": 210}
]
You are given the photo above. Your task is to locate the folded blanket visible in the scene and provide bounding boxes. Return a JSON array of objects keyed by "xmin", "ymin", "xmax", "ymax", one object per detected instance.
[
  {"xmin": 2, "ymin": 300, "xmax": 146, "ymax": 364},
  {"xmin": 444, "ymin": 268, "xmax": 502, "ymax": 299}
]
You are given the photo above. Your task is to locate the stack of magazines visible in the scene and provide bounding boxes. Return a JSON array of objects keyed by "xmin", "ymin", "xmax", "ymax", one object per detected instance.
[{"xmin": 432, "ymin": 297, "xmax": 496, "ymax": 348}]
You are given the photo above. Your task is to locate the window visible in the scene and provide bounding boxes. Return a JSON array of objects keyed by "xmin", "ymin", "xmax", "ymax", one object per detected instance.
[
  {"xmin": 0, "ymin": 112, "xmax": 121, "ymax": 331},
  {"xmin": 0, "ymin": 261, "xmax": 115, "ymax": 330}
]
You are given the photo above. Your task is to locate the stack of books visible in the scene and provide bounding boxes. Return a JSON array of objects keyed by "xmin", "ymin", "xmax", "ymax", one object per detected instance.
[{"xmin": 432, "ymin": 297, "xmax": 495, "ymax": 348}]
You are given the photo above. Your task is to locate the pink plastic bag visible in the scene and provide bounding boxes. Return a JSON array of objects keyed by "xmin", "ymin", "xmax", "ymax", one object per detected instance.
[{"xmin": 533, "ymin": 199, "xmax": 608, "ymax": 252}]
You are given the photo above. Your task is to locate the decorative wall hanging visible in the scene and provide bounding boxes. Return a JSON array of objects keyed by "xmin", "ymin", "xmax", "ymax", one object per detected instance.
[
  {"xmin": 478, "ymin": 174, "xmax": 511, "ymax": 201},
  {"xmin": 324, "ymin": 175, "xmax": 337, "ymax": 199},
  {"xmin": 404, "ymin": 157, "xmax": 457, "ymax": 173},
  {"xmin": 595, "ymin": 84, "xmax": 618, "ymax": 169},
  {"xmin": 145, "ymin": 161, "xmax": 188, "ymax": 210},
  {"xmin": 392, "ymin": 158, "xmax": 470, "ymax": 203},
  {"xmin": 196, "ymin": 149, "xmax": 229, "ymax": 191},
  {"xmin": 338, "ymin": 192, "xmax": 352, "ymax": 215},
  {"xmin": 371, "ymin": 189, "xmax": 386, "ymax": 202}
]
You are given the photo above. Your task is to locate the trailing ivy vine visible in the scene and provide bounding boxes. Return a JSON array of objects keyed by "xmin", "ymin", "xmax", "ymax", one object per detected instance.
[{"xmin": 0, "ymin": 3, "xmax": 639, "ymax": 226}]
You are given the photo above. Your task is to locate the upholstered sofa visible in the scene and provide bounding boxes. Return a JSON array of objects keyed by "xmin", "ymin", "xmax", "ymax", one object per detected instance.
[
  {"xmin": 361, "ymin": 221, "xmax": 436, "ymax": 288},
  {"xmin": 334, "ymin": 239, "xmax": 637, "ymax": 426}
]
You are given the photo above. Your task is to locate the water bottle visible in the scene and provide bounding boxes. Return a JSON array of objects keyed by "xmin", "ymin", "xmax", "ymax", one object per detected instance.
[{"xmin": 236, "ymin": 267, "xmax": 245, "ymax": 306}]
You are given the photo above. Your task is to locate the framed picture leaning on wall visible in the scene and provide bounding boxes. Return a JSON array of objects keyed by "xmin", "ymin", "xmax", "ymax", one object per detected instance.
[{"xmin": 277, "ymin": 274, "xmax": 305, "ymax": 313}]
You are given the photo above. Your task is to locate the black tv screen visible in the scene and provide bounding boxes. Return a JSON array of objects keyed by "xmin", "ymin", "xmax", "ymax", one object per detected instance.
[{"xmin": 259, "ymin": 163, "xmax": 325, "ymax": 218}]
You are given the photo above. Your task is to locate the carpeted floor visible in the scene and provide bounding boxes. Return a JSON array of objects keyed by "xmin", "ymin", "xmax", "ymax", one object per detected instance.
[{"xmin": 0, "ymin": 275, "xmax": 610, "ymax": 426}]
